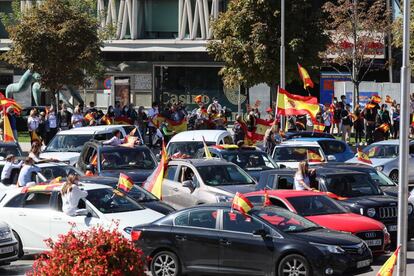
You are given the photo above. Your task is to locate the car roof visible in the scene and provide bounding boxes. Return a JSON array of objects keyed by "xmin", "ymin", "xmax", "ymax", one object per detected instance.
[
  {"xmin": 209, "ymin": 145, "xmax": 260, "ymax": 152},
  {"xmin": 276, "ymin": 141, "xmax": 321, "ymax": 147},
  {"xmin": 248, "ymin": 190, "xmax": 326, "ymax": 198},
  {"xmin": 169, "ymin": 158, "xmax": 234, "ymax": 166},
  {"xmin": 168, "ymin": 130, "xmax": 230, "ymax": 142},
  {"xmin": 56, "ymin": 125, "xmax": 127, "ymax": 135},
  {"xmin": 316, "ymin": 167, "xmax": 367, "ymax": 176},
  {"xmin": 312, "ymin": 162, "xmax": 374, "ymax": 170},
  {"xmin": 260, "ymin": 168, "xmax": 297, "ymax": 175},
  {"xmin": 0, "ymin": 142, "xmax": 19, "ymax": 147},
  {"xmin": 34, "ymin": 162, "xmax": 73, "ymax": 168},
  {"xmin": 368, "ymin": 139, "xmax": 402, "ymax": 146},
  {"xmin": 97, "ymin": 145, "xmax": 151, "ymax": 152},
  {"xmin": 290, "ymin": 137, "xmax": 339, "ymax": 142}
]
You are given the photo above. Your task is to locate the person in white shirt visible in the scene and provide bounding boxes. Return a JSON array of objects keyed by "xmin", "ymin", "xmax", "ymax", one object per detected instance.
[
  {"xmin": 27, "ymin": 109, "xmax": 40, "ymax": 144},
  {"xmin": 102, "ymin": 130, "xmax": 124, "ymax": 146},
  {"xmin": 294, "ymin": 161, "xmax": 314, "ymax": 191},
  {"xmin": 61, "ymin": 174, "xmax": 88, "ymax": 216},
  {"xmin": 1, "ymin": 154, "xmax": 23, "ymax": 184},
  {"xmin": 17, "ymin": 157, "xmax": 41, "ymax": 187},
  {"xmin": 71, "ymin": 107, "xmax": 84, "ymax": 128}
]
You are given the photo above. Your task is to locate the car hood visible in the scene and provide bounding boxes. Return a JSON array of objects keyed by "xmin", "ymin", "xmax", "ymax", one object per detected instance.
[
  {"xmin": 342, "ymin": 195, "xmax": 398, "ymax": 207},
  {"xmin": 306, "ymin": 213, "xmax": 384, "ymax": 233},
  {"xmin": 346, "ymin": 157, "xmax": 395, "ymax": 167},
  {"xmin": 99, "ymin": 169, "xmax": 154, "ymax": 185},
  {"xmin": 209, "ymin": 184, "xmax": 257, "ymax": 196},
  {"xmin": 102, "ymin": 209, "xmax": 164, "ymax": 230},
  {"xmin": 291, "ymin": 228, "xmax": 362, "ymax": 246},
  {"xmin": 380, "ymin": 186, "xmax": 399, "ymax": 198},
  {"xmin": 40, "ymin": 152, "xmax": 80, "ymax": 165}
]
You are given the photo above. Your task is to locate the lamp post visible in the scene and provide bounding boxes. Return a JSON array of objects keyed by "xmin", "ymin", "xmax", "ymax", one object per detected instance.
[{"xmin": 280, "ymin": 0, "xmax": 285, "ymax": 128}]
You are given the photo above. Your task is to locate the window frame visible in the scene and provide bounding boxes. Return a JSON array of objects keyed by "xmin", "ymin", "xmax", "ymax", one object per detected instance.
[
  {"xmin": 173, "ymin": 208, "xmax": 219, "ymax": 230},
  {"xmin": 21, "ymin": 192, "xmax": 53, "ymax": 209}
]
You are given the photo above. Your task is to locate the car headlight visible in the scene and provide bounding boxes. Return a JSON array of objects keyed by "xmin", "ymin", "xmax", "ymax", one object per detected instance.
[
  {"xmin": 367, "ymin": 208, "xmax": 376, "ymax": 217},
  {"xmin": 216, "ymin": 195, "xmax": 232, "ymax": 202},
  {"xmin": 408, "ymin": 205, "xmax": 413, "ymax": 215},
  {"xmin": 0, "ymin": 226, "xmax": 13, "ymax": 240},
  {"xmin": 310, "ymin": 242, "xmax": 345, "ymax": 254},
  {"xmin": 375, "ymin": 166, "xmax": 384, "ymax": 172}
]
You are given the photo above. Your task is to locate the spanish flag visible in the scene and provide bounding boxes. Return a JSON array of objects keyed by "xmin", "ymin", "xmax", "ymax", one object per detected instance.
[
  {"xmin": 376, "ymin": 123, "xmax": 390, "ymax": 133},
  {"xmin": 276, "ymin": 88, "xmax": 320, "ymax": 120},
  {"xmin": 313, "ymin": 122, "xmax": 325, "ymax": 133},
  {"xmin": 264, "ymin": 189, "xmax": 272, "ymax": 207},
  {"xmin": 366, "ymin": 103, "xmax": 377, "ymax": 109},
  {"xmin": 297, "ymin": 63, "xmax": 314, "ymax": 90},
  {"xmin": 150, "ymin": 115, "xmax": 188, "ymax": 133},
  {"xmin": 100, "ymin": 114, "xmax": 112, "ymax": 125},
  {"xmin": 0, "ymin": 97, "xmax": 22, "ymax": 113},
  {"xmin": 84, "ymin": 113, "xmax": 95, "ymax": 124},
  {"xmin": 117, "ymin": 173, "xmax": 134, "ymax": 193},
  {"xmin": 144, "ymin": 141, "xmax": 168, "ymax": 199},
  {"xmin": 3, "ymin": 113, "xmax": 15, "ymax": 142},
  {"xmin": 377, "ymin": 245, "xmax": 400, "ymax": 276},
  {"xmin": 357, "ymin": 148, "xmax": 372, "ymax": 164},
  {"xmin": 232, "ymin": 192, "xmax": 253, "ymax": 216},
  {"xmin": 240, "ymin": 118, "xmax": 273, "ymax": 144},
  {"xmin": 49, "ymin": 176, "xmax": 62, "ymax": 184},
  {"xmin": 371, "ymin": 95, "xmax": 382, "ymax": 104},
  {"xmin": 307, "ymin": 149, "xmax": 324, "ymax": 163},
  {"xmin": 202, "ymin": 136, "xmax": 213, "ymax": 159},
  {"xmin": 114, "ymin": 115, "xmax": 133, "ymax": 125},
  {"xmin": 412, "ymin": 114, "xmax": 414, "ymax": 127}
]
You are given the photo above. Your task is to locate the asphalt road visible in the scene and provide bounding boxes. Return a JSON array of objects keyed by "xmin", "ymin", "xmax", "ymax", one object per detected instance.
[{"xmin": 2, "ymin": 242, "xmax": 414, "ymax": 276}]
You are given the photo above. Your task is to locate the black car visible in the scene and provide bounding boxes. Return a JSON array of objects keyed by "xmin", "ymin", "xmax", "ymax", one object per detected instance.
[
  {"xmin": 284, "ymin": 131, "xmax": 335, "ymax": 140},
  {"xmin": 256, "ymin": 167, "xmax": 414, "ymax": 241},
  {"xmin": 78, "ymin": 176, "xmax": 175, "ymax": 215},
  {"xmin": 77, "ymin": 141, "xmax": 157, "ymax": 185},
  {"xmin": 132, "ymin": 204, "xmax": 372, "ymax": 276}
]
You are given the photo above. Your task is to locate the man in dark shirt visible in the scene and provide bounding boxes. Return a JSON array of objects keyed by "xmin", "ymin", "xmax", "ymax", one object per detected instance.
[
  {"xmin": 341, "ymin": 104, "xmax": 353, "ymax": 143},
  {"xmin": 58, "ymin": 103, "xmax": 72, "ymax": 130},
  {"xmin": 364, "ymin": 101, "xmax": 379, "ymax": 144}
]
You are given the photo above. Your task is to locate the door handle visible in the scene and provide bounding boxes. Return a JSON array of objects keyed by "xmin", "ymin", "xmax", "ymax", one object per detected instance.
[
  {"xmin": 18, "ymin": 213, "xmax": 26, "ymax": 217},
  {"xmin": 220, "ymin": 238, "xmax": 231, "ymax": 246},
  {"xmin": 173, "ymin": 188, "xmax": 179, "ymax": 192},
  {"xmin": 52, "ymin": 217, "xmax": 62, "ymax": 221},
  {"xmin": 175, "ymin": 235, "xmax": 187, "ymax": 241}
]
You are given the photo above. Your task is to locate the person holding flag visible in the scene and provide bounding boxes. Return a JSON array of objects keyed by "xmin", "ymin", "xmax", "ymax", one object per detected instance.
[
  {"xmin": 61, "ymin": 174, "xmax": 88, "ymax": 216},
  {"xmin": 294, "ymin": 161, "xmax": 314, "ymax": 191}
]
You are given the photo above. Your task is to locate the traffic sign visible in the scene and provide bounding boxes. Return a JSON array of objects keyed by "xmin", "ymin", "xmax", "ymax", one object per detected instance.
[{"xmin": 104, "ymin": 77, "xmax": 112, "ymax": 89}]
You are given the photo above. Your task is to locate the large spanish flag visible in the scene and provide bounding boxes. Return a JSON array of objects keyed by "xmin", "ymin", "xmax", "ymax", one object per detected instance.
[
  {"xmin": 232, "ymin": 192, "xmax": 253, "ymax": 216},
  {"xmin": 357, "ymin": 148, "xmax": 372, "ymax": 164},
  {"xmin": 307, "ymin": 149, "xmax": 323, "ymax": 162},
  {"xmin": 117, "ymin": 173, "xmax": 134, "ymax": 193},
  {"xmin": 144, "ymin": 141, "xmax": 168, "ymax": 199},
  {"xmin": 240, "ymin": 118, "xmax": 273, "ymax": 145},
  {"xmin": 150, "ymin": 115, "xmax": 188, "ymax": 133},
  {"xmin": 298, "ymin": 63, "xmax": 314, "ymax": 89},
  {"xmin": 276, "ymin": 88, "xmax": 320, "ymax": 120},
  {"xmin": 0, "ymin": 96, "xmax": 22, "ymax": 113},
  {"xmin": 3, "ymin": 113, "xmax": 15, "ymax": 142},
  {"xmin": 377, "ymin": 245, "xmax": 400, "ymax": 276}
]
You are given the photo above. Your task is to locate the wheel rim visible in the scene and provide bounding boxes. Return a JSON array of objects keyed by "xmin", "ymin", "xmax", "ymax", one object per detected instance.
[
  {"xmin": 282, "ymin": 257, "xmax": 308, "ymax": 276},
  {"xmin": 153, "ymin": 254, "xmax": 177, "ymax": 276}
]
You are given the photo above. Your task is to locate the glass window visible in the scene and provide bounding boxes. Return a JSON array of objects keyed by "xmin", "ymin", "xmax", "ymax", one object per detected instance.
[
  {"xmin": 45, "ymin": 135, "xmax": 94, "ymax": 153},
  {"xmin": 41, "ymin": 166, "xmax": 83, "ymax": 181},
  {"xmin": 0, "ymin": 145, "xmax": 22, "ymax": 158},
  {"xmin": 167, "ymin": 142, "xmax": 214, "ymax": 158},
  {"xmin": 245, "ymin": 196, "xmax": 264, "ymax": 204},
  {"xmin": 175, "ymin": 209, "xmax": 217, "ymax": 229},
  {"xmin": 324, "ymin": 174, "xmax": 382, "ymax": 197},
  {"xmin": 223, "ymin": 136, "xmax": 234, "ymax": 144},
  {"xmin": 23, "ymin": 192, "xmax": 51, "ymax": 209},
  {"xmin": 221, "ymin": 151, "xmax": 278, "ymax": 171},
  {"xmin": 86, "ymin": 188, "xmax": 144, "ymax": 214},
  {"xmin": 277, "ymin": 176, "xmax": 295, "ymax": 189},
  {"xmin": 100, "ymin": 148, "xmax": 156, "ymax": 170},
  {"xmin": 4, "ymin": 194, "xmax": 25, "ymax": 208},
  {"xmin": 223, "ymin": 210, "xmax": 263, "ymax": 233},
  {"xmin": 319, "ymin": 141, "xmax": 345, "ymax": 155},
  {"xmin": 286, "ymin": 195, "xmax": 347, "ymax": 216},
  {"xmin": 178, "ymin": 166, "xmax": 198, "ymax": 187},
  {"xmin": 165, "ymin": 165, "xmax": 178, "ymax": 181},
  {"xmin": 197, "ymin": 164, "xmax": 255, "ymax": 186},
  {"xmin": 273, "ymin": 147, "xmax": 324, "ymax": 162},
  {"xmin": 364, "ymin": 145, "xmax": 398, "ymax": 158},
  {"xmin": 369, "ymin": 171, "xmax": 396, "ymax": 186}
]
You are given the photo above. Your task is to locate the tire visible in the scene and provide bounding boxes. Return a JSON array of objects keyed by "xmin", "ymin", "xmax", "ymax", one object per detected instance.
[
  {"xmin": 12, "ymin": 231, "xmax": 24, "ymax": 258},
  {"xmin": 390, "ymin": 170, "xmax": 399, "ymax": 183},
  {"xmin": 278, "ymin": 254, "xmax": 311, "ymax": 276},
  {"xmin": 150, "ymin": 251, "xmax": 181, "ymax": 276}
]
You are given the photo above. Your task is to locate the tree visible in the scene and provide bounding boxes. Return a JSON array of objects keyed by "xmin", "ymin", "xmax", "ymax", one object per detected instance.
[
  {"xmin": 2, "ymin": 0, "xmax": 103, "ymax": 100},
  {"xmin": 207, "ymin": 0, "xmax": 327, "ymax": 90},
  {"xmin": 322, "ymin": 0, "xmax": 390, "ymax": 107},
  {"xmin": 392, "ymin": 1, "xmax": 414, "ymax": 70}
]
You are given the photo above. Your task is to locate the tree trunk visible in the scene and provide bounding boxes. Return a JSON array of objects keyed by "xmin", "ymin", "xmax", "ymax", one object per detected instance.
[{"xmin": 353, "ymin": 82, "xmax": 360, "ymax": 108}]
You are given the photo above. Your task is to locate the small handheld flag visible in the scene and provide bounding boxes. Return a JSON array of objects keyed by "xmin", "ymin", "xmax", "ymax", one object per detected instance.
[
  {"xmin": 376, "ymin": 123, "xmax": 390, "ymax": 133},
  {"xmin": 263, "ymin": 190, "xmax": 272, "ymax": 207},
  {"xmin": 357, "ymin": 148, "xmax": 372, "ymax": 164},
  {"xmin": 144, "ymin": 141, "xmax": 168, "ymax": 199},
  {"xmin": 3, "ymin": 112, "xmax": 15, "ymax": 142},
  {"xmin": 117, "ymin": 173, "xmax": 134, "ymax": 193},
  {"xmin": 365, "ymin": 103, "xmax": 376, "ymax": 109},
  {"xmin": 202, "ymin": 136, "xmax": 212, "ymax": 159},
  {"xmin": 376, "ymin": 245, "xmax": 400, "ymax": 276},
  {"xmin": 313, "ymin": 121, "xmax": 325, "ymax": 133},
  {"xmin": 232, "ymin": 192, "xmax": 253, "ymax": 216},
  {"xmin": 297, "ymin": 63, "xmax": 314, "ymax": 90}
]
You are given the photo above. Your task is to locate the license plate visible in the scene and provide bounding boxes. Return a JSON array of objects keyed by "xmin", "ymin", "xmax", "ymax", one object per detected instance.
[
  {"xmin": 365, "ymin": 239, "xmax": 382, "ymax": 246},
  {"xmin": 388, "ymin": 225, "xmax": 398, "ymax": 232},
  {"xmin": 357, "ymin": 259, "xmax": 371, "ymax": 269},
  {"xmin": 0, "ymin": 246, "xmax": 14, "ymax": 254}
]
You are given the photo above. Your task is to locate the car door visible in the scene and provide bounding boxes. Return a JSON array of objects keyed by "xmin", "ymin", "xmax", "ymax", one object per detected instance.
[
  {"xmin": 218, "ymin": 209, "xmax": 276, "ymax": 275},
  {"xmin": 172, "ymin": 208, "xmax": 219, "ymax": 274},
  {"xmin": 162, "ymin": 165, "xmax": 180, "ymax": 208}
]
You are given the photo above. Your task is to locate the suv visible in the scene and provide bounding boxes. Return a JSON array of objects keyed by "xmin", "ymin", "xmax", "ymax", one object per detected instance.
[
  {"xmin": 0, "ymin": 221, "xmax": 19, "ymax": 265},
  {"xmin": 41, "ymin": 125, "xmax": 135, "ymax": 165},
  {"xmin": 158, "ymin": 159, "xmax": 256, "ymax": 209},
  {"xmin": 78, "ymin": 141, "xmax": 157, "ymax": 185},
  {"xmin": 195, "ymin": 144, "xmax": 278, "ymax": 180},
  {"xmin": 272, "ymin": 141, "xmax": 328, "ymax": 168},
  {"xmin": 256, "ymin": 167, "xmax": 414, "ymax": 241}
]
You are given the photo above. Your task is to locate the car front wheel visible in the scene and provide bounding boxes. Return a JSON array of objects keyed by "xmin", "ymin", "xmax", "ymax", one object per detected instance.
[
  {"xmin": 151, "ymin": 250, "xmax": 181, "ymax": 276},
  {"xmin": 278, "ymin": 254, "xmax": 311, "ymax": 276}
]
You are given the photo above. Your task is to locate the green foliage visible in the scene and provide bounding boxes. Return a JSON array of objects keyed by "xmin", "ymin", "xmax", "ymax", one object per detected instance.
[
  {"xmin": 207, "ymin": 0, "xmax": 327, "ymax": 89},
  {"xmin": 1, "ymin": 0, "xmax": 103, "ymax": 95},
  {"xmin": 392, "ymin": 2, "xmax": 414, "ymax": 70}
]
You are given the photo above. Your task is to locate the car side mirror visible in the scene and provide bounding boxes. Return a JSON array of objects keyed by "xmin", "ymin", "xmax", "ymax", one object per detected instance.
[
  {"xmin": 252, "ymin": 229, "xmax": 269, "ymax": 238},
  {"xmin": 182, "ymin": 180, "xmax": 193, "ymax": 189},
  {"xmin": 327, "ymin": 155, "xmax": 336, "ymax": 161},
  {"xmin": 75, "ymin": 209, "xmax": 90, "ymax": 217}
]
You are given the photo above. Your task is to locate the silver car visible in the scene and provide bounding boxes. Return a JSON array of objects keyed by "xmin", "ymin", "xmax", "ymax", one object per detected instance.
[
  {"xmin": 0, "ymin": 221, "xmax": 19, "ymax": 266},
  {"xmin": 160, "ymin": 159, "xmax": 257, "ymax": 209}
]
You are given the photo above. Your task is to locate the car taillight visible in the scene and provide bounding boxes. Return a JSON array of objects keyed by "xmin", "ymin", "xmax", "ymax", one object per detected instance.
[{"xmin": 131, "ymin": 230, "xmax": 142, "ymax": 242}]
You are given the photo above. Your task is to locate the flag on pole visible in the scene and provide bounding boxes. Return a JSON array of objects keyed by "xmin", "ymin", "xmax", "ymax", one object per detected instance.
[
  {"xmin": 376, "ymin": 245, "xmax": 400, "ymax": 276},
  {"xmin": 263, "ymin": 189, "xmax": 272, "ymax": 207},
  {"xmin": 0, "ymin": 97, "xmax": 22, "ymax": 113},
  {"xmin": 307, "ymin": 149, "xmax": 324, "ymax": 162},
  {"xmin": 376, "ymin": 123, "xmax": 390, "ymax": 133},
  {"xmin": 117, "ymin": 173, "xmax": 134, "ymax": 193},
  {"xmin": 202, "ymin": 136, "xmax": 213, "ymax": 159},
  {"xmin": 371, "ymin": 95, "xmax": 382, "ymax": 104},
  {"xmin": 412, "ymin": 114, "xmax": 414, "ymax": 127},
  {"xmin": 143, "ymin": 141, "xmax": 168, "ymax": 199},
  {"xmin": 297, "ymin": 64, "xmax": 314, "ymax": 89},
  {"xmin": 357, "ymin": 148, "xmax": 372, "ymax": 164},
  {"xmin": 231, "ymin": 192, "xmax": 253, "ymax": 216},
  {"xmin": 276, "ymin": 88, "xmax": 320, "ymax": 120},
  {"xmin": 3, "ymin": 112, "xmax": 15, "ymax": 142},
  {"xmin": 313, "ymin": 121, "xmax": 325, "ymax": 133}
]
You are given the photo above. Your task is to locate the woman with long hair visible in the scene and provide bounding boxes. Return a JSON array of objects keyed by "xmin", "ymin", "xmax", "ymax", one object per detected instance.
[
  {"xmin": 61, "ymin": 174, "xmax": 88, "ymax": 216},
  {"xmin": 294, "ymin": 161, "xmax": 314, "ymax": 191}
]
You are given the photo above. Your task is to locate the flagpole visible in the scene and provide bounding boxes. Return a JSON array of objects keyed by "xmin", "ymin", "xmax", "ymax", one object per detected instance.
[
  {"xmin": 280, "ymin": 0, "xmax": 285, "ymax": 130},
  {"xmin": 397, "ymin": 0, "xmax": 410, "ymax": 274}
]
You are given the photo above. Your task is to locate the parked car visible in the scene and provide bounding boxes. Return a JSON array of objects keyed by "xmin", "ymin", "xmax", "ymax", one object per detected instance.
[
  {"xmin": 284, "ymin": 131, "xmax": 335, "ymax": 140},
  {"xmin": 77, "ymin": 142, "xmax": 157, "ymax": 185},
  {"xmin": 0, "ymin": 221, "xmax": 19, "ymax": 265},
  {"xmin": 289, "ymin": 138, "xmax": 354, "ymax": 162},
  {"xmin": 0, "ymin": 142, "xmax": 23, "ymax": 159},
  {"xmin": 79, "ymin": 176, "xmax": 175, "ymax": 215},
  {"xmin": 256, "ymin": 167, "xmax": 414, "ymax": 241},
  {"xmin": 272, "ymin": 141, "xmax": 328, "ymax": 168},
  {"xmin": 244, "ymin": 190, "xmax": 390, "ymax": 255},
  {"xmin": 155, "ymin": 159, "xmax": 256, "ymax": 209},
  {"xmin": 40, "ymin": 125, "xmax": 136, "ymax": 165},
  {"xmin": 195, "ymin": 144, "xmax": 278, "ymax": 181},
  {"xmin": 346, "ymin": 139, "xmax": 414, "ymax": 183},
  {"xmin": 0, "ymin": 183, "xmax": 164, "ymax": 255},
  {"xmin": 132, "ymin": 204, "xmax": 372, "ymax": 276},
  {"xmin": 166, "ymin": 130, "xmax": 233, "ymax": 158}
]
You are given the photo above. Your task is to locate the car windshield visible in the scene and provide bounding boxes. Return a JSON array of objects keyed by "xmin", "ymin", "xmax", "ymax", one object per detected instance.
[
  {"xmin": 40, "ymin": 165, "xmax": 83, "ymax": 181},
  {"xmin": 363, "ymin": 144, "xmax": 398, "ymax": 159},
  {"xmin": 197, "ymin": 164, "xmax": 255, "ymax": 186},
  {"xmin": 273, "ymin": 146, "xmax": 324, "ymax": 162},
  {"xmin": 369, "ymin": 171, "xmax": 396, "ymax": 187},
  {"xmin": 324, "ymin": 174, "xmax": 382, "ymax": 197},
  {"xmin": 0, "ymin": 145, "xmax": 21, "ymax": 157},
  {"xmin": 45, "ymin": 135, "xmax": 93, "ymax": 152},
  {"xmin": 100, "ymin": 148, "xmax": 156, "ymax": 170},
  {"xmin": 86, "ymin": 188, "xmax": 144, "ymax": 214},
  {"xmin": 286, "ymin": 195, "xmax": 348, "ymax": 216},
  {"xmin": 221, "ymin": 151, "xmax": 278, "ymax": 171},
  {"xmin": 168, "ymin": 141, "xmax": 215, "ymax": 158},
  {"xmin": 103, "ymin": 181, "xmax": 158, "ymax": 202},
  {"xmin": 253, "ymin": 206, "xmax": 320, "ymax": 233}
]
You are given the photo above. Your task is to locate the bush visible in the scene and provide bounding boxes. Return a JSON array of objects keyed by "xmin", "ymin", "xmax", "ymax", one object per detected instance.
[{"xmin": 29, "ymin": 225, "xmax": 146, "ymax": 276}]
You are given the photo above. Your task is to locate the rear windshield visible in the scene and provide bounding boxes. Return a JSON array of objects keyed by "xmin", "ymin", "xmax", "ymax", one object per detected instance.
[
  {"xmin": 324, "ymin": 174, "xmax": 382, "ymax": 197},
  {"xmin": 222, "ymin": 151, "xmax": 278, "ymax": 171},
  {"xmin": 273, "ymin": 147, "xmax": 324, "ymax": 162},
  {"xmin": 0, "ymin": 145, "xmax": 22, "ymax": 157},
  {"xmin": 45, "ymin": 135, "xmax": 94, "ymax": 152},
  {"xmin": 168, "ymin": 141, "xmax": 215, "ymax": 158}
]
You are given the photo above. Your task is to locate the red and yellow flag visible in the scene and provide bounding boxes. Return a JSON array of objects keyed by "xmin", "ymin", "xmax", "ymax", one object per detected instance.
[
  {"xmin": 202, "ymin": 136, "xmax": 213, "ymax": 159},
  {"xmin": 0, "ymin": 97, "xmax": 22, "ymax": 113},
  {"xmin": 84, "ymin": 113, "xmax": 95, "ymax": 124},
  {"xmin": 412, "ymin": 114, "xmax": 414, "ymax": 127},
  {"xmin": 117, "ymin": 173, "xmax": 134, "ymax": 193},
  {"xmin": 3, "ymin": 112, "xmax": 15, "ymax": 142},
  {"xmin": 144, "ymin": 141, "xmax": 168, "ymax": 199},
  {"xmin": 371, "ymin": 95, "xmax": 382, "ymax": 104},
  {"xmin": 313, "ymin": 121, "xmax": 325, "ymax": 133},
  {"xmin": 100, "ymin": 114, "xmax": 112, "ymax": 125},
  {"xmin": 366, "ymin": 103, "xmax": 377, "ymax": 109},
  {"xmin": 377, "ymin": 245, "xmax": 400, "ymax": 276},
  {"xmin": 297, "ymin": 64, "xmax": 314, "ymax": 89},
  {"xmin": 240, "ymin": 118, "xmax": 273, "ymax": 145},
  {"xmin": 114, "ymin": 115, "xmax": 133, "ymax": 125},
  {"xmin": 150, "ymin": 115, "xmax": 188, "ymax": 133},
  {"xmin": 357, "ymin": 148, "xmax": 372, "ymax": 164},
  {"xmin": 232, "ymin": 192, "xmax": 253, "ymax": 216},
  {"xmin": 264, "ymin": 189, "xmax": 272, "ymax": 207},
  {"xmin": 307, "ymin": 149, "xmax": 324, "ymax": 162},
  {"xmin": 276, "ymin": 88, "xmax": 320, "ymax": 120},
  {"xmin": 376, "ymin": 123, "xmax": 390, "ymax": 133}
]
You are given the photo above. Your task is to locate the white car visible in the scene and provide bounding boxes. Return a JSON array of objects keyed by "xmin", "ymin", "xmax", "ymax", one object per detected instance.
[
  {"xmin": 0, "ymin": 183, "xmax": 164, "ymax": 255},
  {"xmin": 0, "ymin": 221, "xmax": 19, "ymax": 265},
  {"xmin": 40, "ymin": 125, "xmax": 136, "ymax": 165},
  {"xmin": 271, "ymin": 141, "xmax": 328, "ymax": 168},
  {"xmin": 346, "ymin": 140, "xmax": 414, "ymax": 183}
]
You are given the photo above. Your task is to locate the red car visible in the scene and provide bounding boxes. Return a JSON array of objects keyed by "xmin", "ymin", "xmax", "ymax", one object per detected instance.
[{"xmin": 244, "ymin": 190, "xmax": 390, "ymax": 255}]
